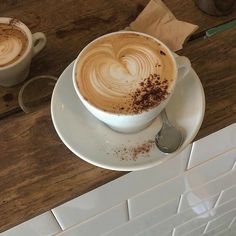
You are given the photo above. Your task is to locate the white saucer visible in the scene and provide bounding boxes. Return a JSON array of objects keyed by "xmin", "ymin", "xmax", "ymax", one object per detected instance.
[{"xmin": 51, "ymin": 61, "xmax": 205, "ymax": 171}]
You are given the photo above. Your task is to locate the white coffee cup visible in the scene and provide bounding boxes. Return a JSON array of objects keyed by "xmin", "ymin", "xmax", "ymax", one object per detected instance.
[
  {"xmin": 73, "ymin": 31, "xmax": 191, "ymax": 133},
  {"xmin": 0, "ymin": 17, "xmax": 46, "ymax": 87}
]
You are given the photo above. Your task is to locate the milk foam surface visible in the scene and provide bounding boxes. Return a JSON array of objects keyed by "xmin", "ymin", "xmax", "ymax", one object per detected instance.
[
  {"xmin": 0, "ymin": 24, "xmax": 28, "ymax": 67},
  {"xmin": 76, "ymin": 33, "xmax": 174, "ymax": 114}
]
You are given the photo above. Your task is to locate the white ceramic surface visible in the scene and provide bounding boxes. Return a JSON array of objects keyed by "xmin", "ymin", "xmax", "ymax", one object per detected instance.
[
  {"xmin": 3, "ymin": 125, "xmax": 236, "ymax": 235},
  {"xmin": 174, "ymin": 202, "xmax": 236, "ymax": 236},
  {"xmin": 179, "ymin": 193, "xmax": 220, "ymax": 214},
  {"xmin": 183, "ymin": 148, "xmax": 236, "ymax": 189},
  {"xmin": 56, "ymin": 203, "xmax": 128, "ymax": 236},
  {"xmin": 72, "ymin": 31, "xmax": 191, "ymax": 133},
  {"xmin": 103, "ymin": 198, "xmax": 180, "ymax": 236},
  {"xmin": 0, "ymin": 17, "xmax": 46, "ymax": 87},
  {"xmin": 162, "ymin": 231, "xmax": 173, "ymax": 236},
  {"xmin": 215, "ymin": 228, "xmax": 236, "ymax": 236},
  {"xmin": 181, "ymin": 224, "xmax": 206, "ymax": 236},
  {"xmin": 179, "ymin": 170, "xmax": 236, "ymax": 213},
  {"xmin": 51, "ymin": 59, "xmax": 205, "ymax": 171},
  {"xmin": 131, "ymin": 195, "xmax": 219, "ymax": 236},
  {"xmin": 128, "ymin": 147, "xmax": 236, "ymax": 218},
  {"xmin": 205, "ymin": 208, "xmax": 236, "ymax": 232},
  {"xmin": 129, "ymin": 175, "xmax": 184, "ymax": 218},
  {"xmin": 0, "ymin": 212, "xmax": 61, "ymax": 236},
  {"xmin": 204, "ymin": 220, "xmax": 232, "ymax": 236},
  {"xmin": 129, "ymin": 149, "xmax": 236, "ymax": 219},
  {"xmin": 229, "ymin": 217, "xmax": 236, "ymax": 229},
  {"xmin": 187, "ymin": 123, "xmax": 236, "ymax": 169},
  {"xmin": 216, "ymin": 184, "xmax": 236, "ymax": 207},
  {"xmin": 52, "ymin": 146, "xmax": 191, "ymax": 230}
]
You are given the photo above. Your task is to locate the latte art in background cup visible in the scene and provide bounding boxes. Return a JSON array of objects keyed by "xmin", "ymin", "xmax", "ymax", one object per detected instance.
[
  {"xmin": 0, "ymin": 18, "xmax": 46, "ymax": 87},
  {"xmin": 73, "ymin": 31, "xmax": 191, "ymax": 133},
  {"xmin": 0, "ymin": 23, "xmax": 28, "ymax": 67}
]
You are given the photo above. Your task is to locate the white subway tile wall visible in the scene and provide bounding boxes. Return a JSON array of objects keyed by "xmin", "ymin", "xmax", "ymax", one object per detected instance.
[
  {"xmin": 179, "ymin": 170, "xmax": 236, "ymax": 212},
  {"xmin": 215, "ymin": 228, "xmax": 236, "ymax": 236},
  {"xmin": 0, "ymin": 212, "xmax": 61, "ymax": 236},
  {"xmin": 187, "ymin": 123, "xmax": 236, "ymax": 169},
  {"xmin": 104, "ymin": 198, "xmax": 181, "ymax": 236},
  {"xmin": 1, "ymin": 124, "xmax": 236, "ymax": 236},
  {"xmin": 133, "ymin": 196, "xmax": 234, "ymax": 236},
  {"xmin": 229, "ymin": 217, "xmax": 236, "ymax": 229},
  {"xmin": 216, "ymin": 184, "xmax": 236, "ymax": 207},
  {"xmin": 204, "ymin": 207, "xmax": 236, "ymax": 232},
  {"xmin": 173, "ymin": 201, "xmax": 236, "ymax": 236},
  {"xmin": 56, "ymin": 202, "xmax": 128, "ymax": 236},
  {"xmin": 181, "ymin": 224, "xmax": 207, "ymax": 236},
  {"xmin": 52, "ymin": 144, "xmax": 192, "ymax": 229},
  {"xmin": 203, "ymin": 219, "xmax": 232, "ymax": 236}
]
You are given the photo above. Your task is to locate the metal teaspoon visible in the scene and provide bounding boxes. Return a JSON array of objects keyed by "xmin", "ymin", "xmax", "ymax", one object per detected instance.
[{"xmin": 155, "ymin": 109, "xmax": 184, "ymax": 153}]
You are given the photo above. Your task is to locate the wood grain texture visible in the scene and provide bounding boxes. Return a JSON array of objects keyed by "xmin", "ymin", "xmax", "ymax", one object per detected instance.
[
  {"xmin": 0, "ymin": 0, "xmax": 236, "ymax": 232},
  {"xmin": 0, "ymin": 0, "xmax": 148, "ymax": 117},
  {"xmin": 0, "ymin": 27, "xmax": 236, "ymax": 232},
  {"xmin": 179, "ymin": 27, "xmax": 236, "ymax": 139},
  {"xmin": 0, "ymin": 0, "xmax": 236, "ymax": 117},
  {"xmin": 164, "ymin": 0, "xmax": 236, "ymax": 32},
  {"xmin": 0, "ymin": 105, "xmax": 126, "ymax": 232}
]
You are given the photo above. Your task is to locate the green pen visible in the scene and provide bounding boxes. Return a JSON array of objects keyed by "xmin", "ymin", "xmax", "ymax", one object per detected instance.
[{"xmin": 206, "ymin": 19, "xmax": 236, "ymax": 37}]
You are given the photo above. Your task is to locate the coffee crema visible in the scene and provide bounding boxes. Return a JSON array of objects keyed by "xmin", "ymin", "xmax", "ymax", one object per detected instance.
[
  {"xmin": 0, "ymin": 23, "xmax": 28, "ymax": 67},
  {"xmin": 76, "ymin": 33, "xmax": 175, "ymax": 114}
]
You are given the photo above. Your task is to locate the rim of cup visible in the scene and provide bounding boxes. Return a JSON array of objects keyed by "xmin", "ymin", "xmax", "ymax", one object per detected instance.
[
  {"xmin": 0, "ymin": 17, "xmax": 33, "ymax": 70},
  {"xmin": 72, "ymin": 30, "xmax": 178, "ymax": 116}
]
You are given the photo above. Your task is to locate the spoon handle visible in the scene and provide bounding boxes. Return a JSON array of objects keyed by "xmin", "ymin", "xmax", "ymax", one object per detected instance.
[{"xmin": 160, "ymin": 109, "xmax": 171, "ymax": 126}]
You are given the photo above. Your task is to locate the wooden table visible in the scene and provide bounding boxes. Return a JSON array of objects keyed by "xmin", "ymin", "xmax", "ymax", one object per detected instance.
[{"xmin": 0, "ymin": 0, "xmax": 236, "ymax": 232}]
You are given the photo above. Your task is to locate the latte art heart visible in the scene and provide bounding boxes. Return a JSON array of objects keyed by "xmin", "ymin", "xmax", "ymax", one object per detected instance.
[
  {"xmin": 0, "ymin": 24, "xmax": 28, "ymax": 67},
  {"xmin": 81, "ymin": 45, "xmax": 162, "ymax": 98},
  {"xmin": 76, "ymin": 33, "xmax": 174, "ymax": 114}
]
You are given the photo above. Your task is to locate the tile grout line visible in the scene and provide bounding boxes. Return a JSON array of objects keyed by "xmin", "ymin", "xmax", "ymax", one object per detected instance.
[
  {"xmin": 232, "ymin": 160, "xmax": 236, "ymax": 170},
  {"xmin": 228, "ymin": 217, "xmax": 236, "ymax": 229},
  {"xmin": 51, "ymin": 202, "xmax": 130, "ymax": 236},
  {"xmin": 206, "ymin": 221, "xmax": 232, "ymax": 235},
  {"xmin": 214, "ymin": 227, "xmax": 230, "ymax": 236},
  {"xmin": 127, "ymin": 199, "xmax": 131, "ymax": 221},
  {"xmin": 173, "ymin": 201, "xmax": 236, "ymax": 235},
  {"xmin": 171, "ymin": 228, "xmax": 176, "ymax": 236},
  {"xmin": 186, "ymin": 142, "xmax": 236, "ymax": 171},
  {"xmin": 50, "ymin": 209, "xmax": 64, "ymax": 232},
  {"xmin": 123, "ymin": 145, "xmax": 192, "ymax": 209},
  {"xmin": 203, "ymin": 221, "xmax": 210, "ymax": 234},
  {"xmin": 45, "ymin": 129, "xmax": 236, "ymax": 235},
  {"xmin": 186, "ymin": 142, "xmax": 194, "ymax": 170},
  {"xmin": 182, "ymin": 223, "xmax": 207, "ymax": 236},
  {"xmin": 176, "ymin": 194, "xmax": 183, "ymax": 214},
  {"xmin": 50, "ymin": 162, "xmax": 236, "ymax": 235},
  {"xmin": 214, "ymin": 191, "xmax": 224, "ymax": 209},
  {"xmin": 208, "ymin": 207, "xmax": 236, "ymax": 229}
]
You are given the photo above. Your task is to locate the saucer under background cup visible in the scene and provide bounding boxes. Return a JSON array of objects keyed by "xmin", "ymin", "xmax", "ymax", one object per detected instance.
[{"xmin": 51, "ymin": 57, "xmax": 205, "ymax": 171}]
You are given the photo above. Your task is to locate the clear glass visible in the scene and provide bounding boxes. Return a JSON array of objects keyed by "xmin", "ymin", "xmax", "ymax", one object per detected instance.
[{"xmin": 18, "ymin": 75, "xmax": 57, "ymax": 113}]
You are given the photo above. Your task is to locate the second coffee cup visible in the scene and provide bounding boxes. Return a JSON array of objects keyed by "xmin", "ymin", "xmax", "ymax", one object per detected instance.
[
  {"xmin": 0, "ymin": 17, "xmax": 46, "ymax": 87},
  {"xmin": 73, "ymin": 31, "xmax": 190, "ymax": 133}
]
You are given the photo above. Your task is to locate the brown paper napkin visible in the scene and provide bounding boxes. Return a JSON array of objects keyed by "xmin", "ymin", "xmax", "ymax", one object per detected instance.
[{"xmin": 125, "ymin": 0, "xmax": 198, "ymax": 51}]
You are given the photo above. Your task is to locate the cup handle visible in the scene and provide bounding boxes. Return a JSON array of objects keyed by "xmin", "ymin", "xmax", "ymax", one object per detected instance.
[
  {"xmin": 175, "ymin": 56, "xmax": 191, "ymax": 82},
  {"xmin": 32, "ymin": 32, "xmax": 47, "ymax": 57}
]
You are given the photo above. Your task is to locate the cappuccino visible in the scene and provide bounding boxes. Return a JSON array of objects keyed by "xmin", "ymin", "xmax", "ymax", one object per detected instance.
[
  {"xmin": 76, "ymin": 32, "xmax": 175, "ymax": 114},
  {"xmin": 0, "ymin": 23, "xmax": 28, "ymax": 67}
]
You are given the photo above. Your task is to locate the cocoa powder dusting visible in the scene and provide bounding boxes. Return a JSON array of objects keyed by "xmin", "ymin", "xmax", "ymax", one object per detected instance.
[
  {"xmin": 9, "ymin": 18, "xmax": 20, "ymax": 26},
  {"xmin": 160, "ymin": 50, "xmax": 166, "ymax": 56},
  {"xmin": 130, "ymin": 74, "xmax": 169, "ymax": 113},
  {"xmin": 111, "ymin": 140, "xmax": 155, "ymax": 161}
]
